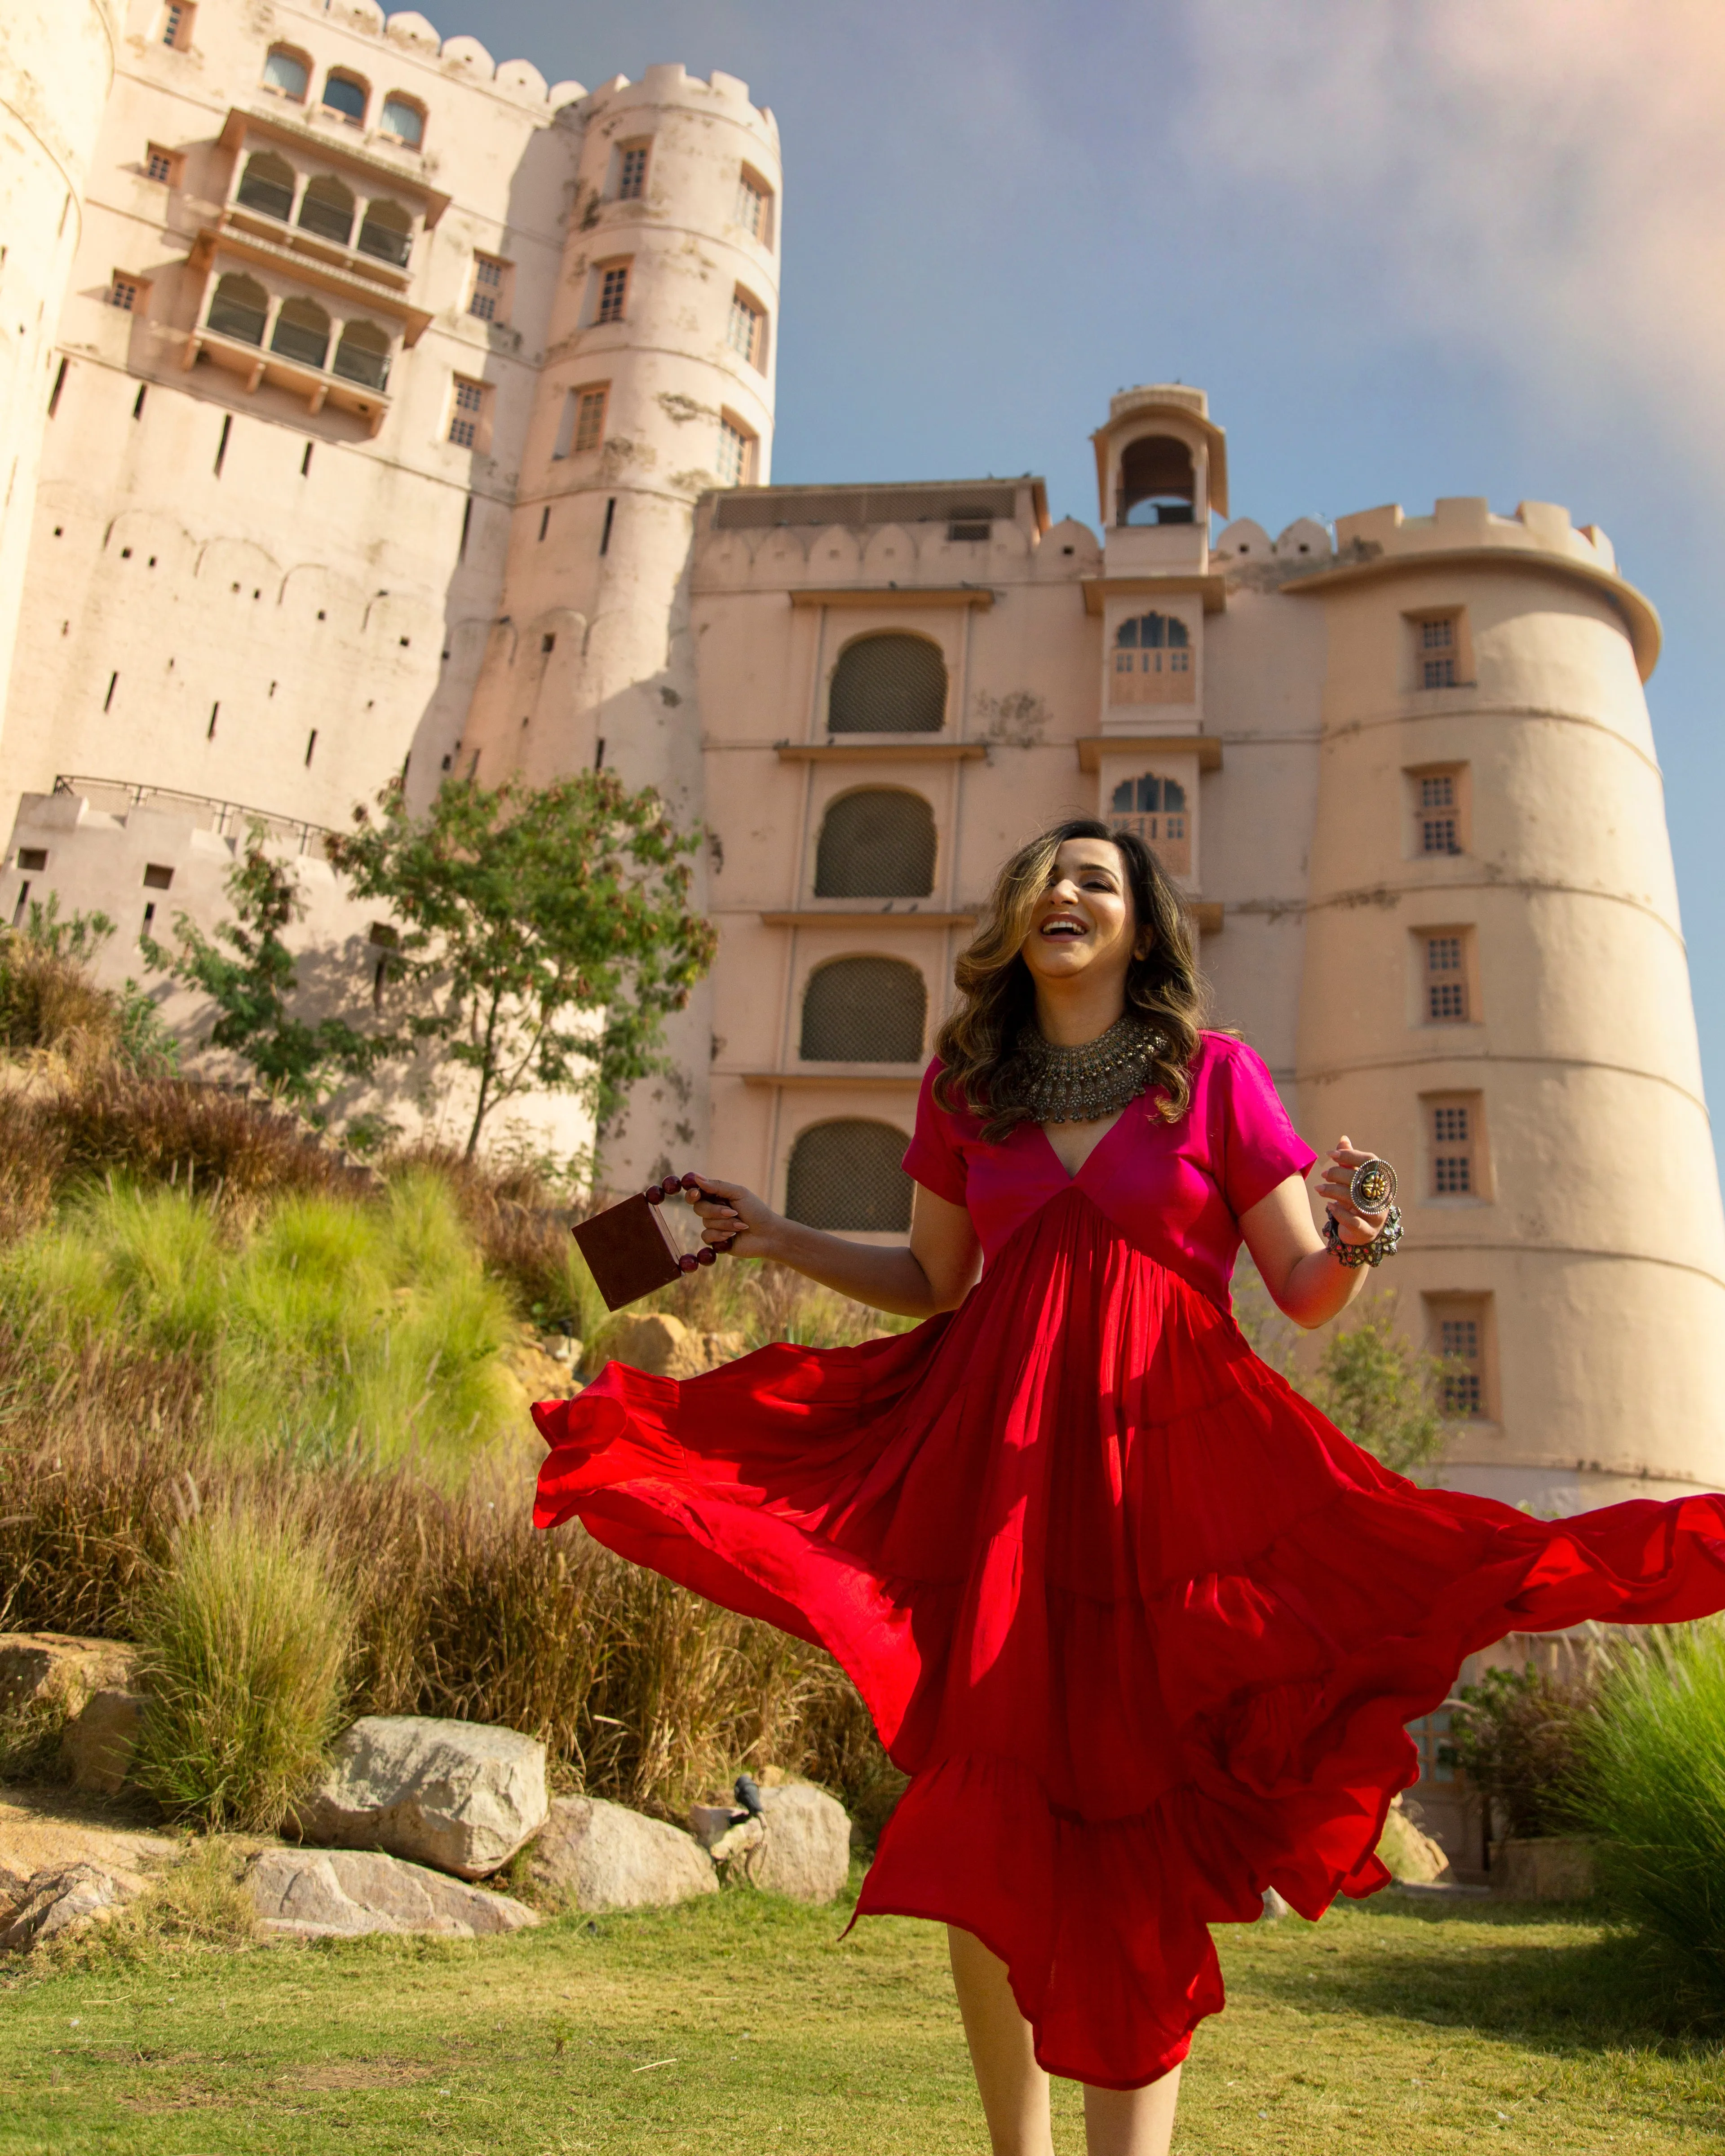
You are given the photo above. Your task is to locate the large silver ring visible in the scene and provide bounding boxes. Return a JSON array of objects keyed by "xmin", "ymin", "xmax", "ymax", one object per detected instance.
[{"xmin": 1349, "ymin": 1158, "xmax": 1397, "ymax": 1213}]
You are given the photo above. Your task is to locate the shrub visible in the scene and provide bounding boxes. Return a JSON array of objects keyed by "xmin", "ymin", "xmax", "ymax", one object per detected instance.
[
  {"xmin": 1580, "ymin": 1623, "xmax": 1725, "ymax": 1994},
  {"xmin": 0, "ymin": 903, "xmax": 177, "ymax": 1076},
  {"xmin": 1304, "ymin": 1301, "xmax": 1446, "ymax": 1473},
  {"xmin": 133, "ymin": 1510, "xmax": 353, "ymax": 1833},
  {"xmin": 1446, "ymin": 1662, "xmax": 1597, "ymax": 1839}
]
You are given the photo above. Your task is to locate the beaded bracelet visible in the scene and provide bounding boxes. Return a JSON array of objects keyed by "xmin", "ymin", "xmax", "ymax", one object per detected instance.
[
  {"xmin": 1322, "ymin": 1205, "xmax": 1404, "ymax": 1269},
  {"xmin": 644, "ymin": 1173, "xmax": 727, "ymax": 1269}
]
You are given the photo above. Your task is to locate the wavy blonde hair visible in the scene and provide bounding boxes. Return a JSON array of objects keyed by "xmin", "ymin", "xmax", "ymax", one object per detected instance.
[{"xmin": 933, "ymin": 817, "xmax": 1206, "ymax": 1142}]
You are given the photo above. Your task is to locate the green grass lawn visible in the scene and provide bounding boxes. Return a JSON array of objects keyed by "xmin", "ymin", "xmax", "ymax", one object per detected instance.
[{"xmin": 1, "ymin": 1881, "xmax": 1721, "ymax": 2155}]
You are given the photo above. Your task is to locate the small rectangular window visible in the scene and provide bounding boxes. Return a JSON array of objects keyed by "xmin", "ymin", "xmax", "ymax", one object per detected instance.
[
  {"xmin": 1428, "ymin": 1295, "xmax": 1492, "ymax": 1418},
  {"xmin": 468, "ymin": 253, "xmax": 508, "ymax": 324},
  {"xmin": 161, "ymin": 3, "xmax": 194, "ymax": 50},
  {"xmin": 1408, "ymin": 763, "xmax": 1469, "ymax": 857},
  {"xmin": 573, "ymin": 386, "xmax": 606, "ymax": 453},
  {"xmin": 1409, "ymin": 610, "xmax": 1471, "ymax": 692},
  {"xmin": 1421, "ymin": 931, "xmax": 1472, "ymax": 1024},
  {"xmin": 17, "ymin": 848, "xmax": 47, "ymax": 873},
  {"xmin": 448, "ymin": 375, "xmax": 487, "ymax": 449},
  {"xmin": 142, "ymin": 862, "xmax": 174, "ymax": 890},
  {"xmin": 109, "ymin": 275, "xmax": 141, "ymax": 313},
  {"xmin": 716, "ymin": 415, "xmax": 755, "ymax": 488},
  {"xmin": 146, "ymin": 145, "xmax": 177, "ymax": 185},
  {"xmin": 618, "ymin": 144, "xmax": 649, "ymax": 200},
  {"xmin": 727, "ymin": 289, "xmax": 766, "ymax": 369},
  {"xmin": 735, "ymin": 168, "xmax": 773, "ymax": 245},
  {"xmin": 1424, "ymin": 1091, "xmax": 1487, "ymax": 1200},
  {"xmin": 596, "ymin": 263, "xmax": 629, "ymax": 325}
]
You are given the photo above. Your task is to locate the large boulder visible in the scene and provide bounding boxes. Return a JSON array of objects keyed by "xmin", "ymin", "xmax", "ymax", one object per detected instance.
[
  {"xmin": 602, "ymin": 1312, "xmax": 711, "ymax": 1380},
  {"xmin": 292, "ymin": 1716, "xmax": 548, "ymax": 1879},
  {"xmin": 0, "ymin": 1634, "xmax": 138, "ymax": 1716},
  {"xmin": 1377, "ymin": 1795, "xmax": 1452, "ymax": 1885},
  {"xmin": 0, "ymin": 1860, "xmax": 148, "ymax": 1951},
  {"xmin": 247, "ymin": 1846, "xmax": 540, "ymax": 1939},
  {"xmin": 526, "ymin": 1796, "xmax": 717, "ymax": 1913},
  {"xmin": 691, "ymin": 1782, "xmax": 850, "ymax": 1903},
  {"xmin": 60, "ymin": 1690, "xmax": 146, "ymax": 1798}
]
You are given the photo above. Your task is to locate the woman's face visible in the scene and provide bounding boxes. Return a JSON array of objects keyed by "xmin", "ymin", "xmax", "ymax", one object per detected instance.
[{"xmin": 1018, "ymin": 838, "xmax": 1144, "ymax": 988}]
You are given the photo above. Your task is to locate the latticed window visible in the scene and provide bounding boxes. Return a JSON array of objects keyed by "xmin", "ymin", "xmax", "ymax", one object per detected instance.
[
  {"xmin": 596, "ymin": 264, "xmax": 628, "ymax": 324},
  {"xmin": 736, "ymin": 171, "xmax": 769, "ymax": 239},
  {"xmin": 1430, "ymin": 1099, "xmax": 1475, "ymax": 1195},
  {"xmin": 109, "ymin": 276, "xmax": 140, "ymax": 313},
  {"xmin": 814, "ymin": 791, "xmax": 937, "ymax": 899},
  {"xmin": 1109, "ymin": 773, "xmax": 1190, "ymax": 876},
  {"xmin": 728, "ymin": 290, "xmax": 766, "ymax": 368},
  {"xmin": 1438, "ymin": 1314, "xmax": 1485, "ymax": 1417},
  {"xmin": 237, "ymin": 151, "xmax": 295, "ymax": 221},
  {"xmin": 829, "ymin": 634, "xmax": 946, "ymax": 734},
  {"xmin": 146, "ymin": 146, "xmax": 176, "ymax": 183},
  {"xmin": 619, "ymin": 145, "xmax": 649, "ymax": 200},
  {"xmin": 448, "ymin": 376, "xmax": 485, "ymax": 448},
  {"xmin": 162, "ymin": 4, "xmax": 191, "ymax": 49},
  {"xmin": 207, "ymin": 272, "xmax": 266, "ymax": 344},
  {"xmin": 1110, "ymin": 611, "xmax": 1193, "ymax": 705},
  {"xmin": 1418, "ymin": 770, "xmax": 1462, "ymax": 854},
  {"xmin": 716, "ymin": 417, "xmax": 752, "ymax": 487},
  {"xmin": 1423, "ymin": 933, "xmax": 1470, "ymax": 1022},
  {"xmin": 469, "ymin": 255, "xmax": 505, "ymax": 322},
  {"xmin": 786, "ymin": 1122, "xmax": 914, "ymax": 1233},
  {"xmin": 1407, "ymin": 1710, "xmax": 1458, "ymax": 1785},
  {"xmin": 801, "ymin": 958, "xmax": 927, "ymax": 1063},
  {"xmin": 1420, "ymin": 617, "xmax": 1458, "ymax": 689},
  {"xmin": 574, "ymin": 388, "xmax": 606, "ymax": 453}
]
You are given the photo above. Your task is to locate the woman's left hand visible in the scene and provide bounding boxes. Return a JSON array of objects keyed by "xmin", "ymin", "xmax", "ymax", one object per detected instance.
[{"xmin": 1317, "ymin": 1134, "xmax": 1392, "ymax": 1246}]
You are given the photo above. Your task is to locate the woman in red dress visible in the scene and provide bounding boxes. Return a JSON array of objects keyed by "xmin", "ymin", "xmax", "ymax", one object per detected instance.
[{"xmin": 535, "ymin": 818, "xmax": 1725, "ymax": 2156}]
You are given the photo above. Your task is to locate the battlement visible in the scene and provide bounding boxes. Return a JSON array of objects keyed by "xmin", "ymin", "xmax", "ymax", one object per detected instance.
[
  {"xmin": 576, "ymin": 62, "xmax": 780, "ymax": 140},
  {"xmin": 1336, "ymin": 496, "xmax": 1617, "ymax": 575}
]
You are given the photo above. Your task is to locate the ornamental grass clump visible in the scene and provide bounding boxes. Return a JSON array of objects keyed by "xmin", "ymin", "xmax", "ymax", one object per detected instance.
[
  {"xmin": 133, "ymin": 1510, "xmax": 352, "ymax": 1833},
  {"xmin": 1580, "ymin": 1621, "xmax": 1725, "ymax": 1997}
]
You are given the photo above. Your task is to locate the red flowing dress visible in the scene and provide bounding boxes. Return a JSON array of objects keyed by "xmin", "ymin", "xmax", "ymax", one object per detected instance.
[{"xmin": 534, "ymin": 1033, "xmax": 1725, "ymax": 2089}]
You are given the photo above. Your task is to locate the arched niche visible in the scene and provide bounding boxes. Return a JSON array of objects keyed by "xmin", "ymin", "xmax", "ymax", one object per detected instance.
[
  {"xmin": 828, "ymin": 632, "xmax": 946, "ymax": 734},
  {"xmin": 785, "ymin": 1121, "xmax": 913, "ymax": 1232},
  {"xmin": 814, "ymin": 790, "xmax": 937, "ymax": 899},
  {"xmin": 1109, "ymin": 610, "xmax": 1194, "ymax": 707},
  {"xmin": 800, "ymin": 956, "xmax": 926, "ymax": 1062},
  {"xmin": 1117, "ymin": 435, "xmax": 1195, "ymax": 527}
]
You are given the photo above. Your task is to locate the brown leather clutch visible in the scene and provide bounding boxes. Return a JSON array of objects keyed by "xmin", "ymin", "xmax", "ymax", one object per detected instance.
[{"xmin": 571, "ymin": 1177, "xmax": 722, "ymax": 1311}]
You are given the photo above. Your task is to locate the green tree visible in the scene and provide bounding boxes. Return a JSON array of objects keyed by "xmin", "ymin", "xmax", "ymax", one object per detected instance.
[
  {"xmin": 1305, "ymin": 1301, "xmax": 1447, "ymax": 1474},
  {"xmin": 143, "ymin": 837, "xmax": 391, "ymax": 1110},
  {"xmin": 326, "ymin": 772, "xmax": 715, "ymax": 1159}
]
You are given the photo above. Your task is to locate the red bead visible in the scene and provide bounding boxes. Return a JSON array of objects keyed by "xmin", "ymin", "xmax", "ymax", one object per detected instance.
[
  {"xmin": 696, "ymin": 1246, "xmax": 717, "ymax": 1266},
  {"xmin": 680, "ymin": 1173, "xmax": 703, "ymax": 1191},
  {"xmin": 661, "ymin": 1175, "xmax": 681, "ymax": 1197},
  {"xmin": 644, "ymin": 1186, "xmax": 663, "ymax": 1204},
  {"xmin": 677, "ymin": 1252, "xmax": 700, "ymax": 1272}
]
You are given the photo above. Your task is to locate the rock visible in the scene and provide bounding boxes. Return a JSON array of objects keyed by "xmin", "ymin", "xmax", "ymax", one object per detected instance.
[
  {"xmin": 508, "ymin": 1331, "xmax": 584, "ymax": 1401},
  {"xmin": 292, "ymin": 1715, "xmax": 548, "ymax": 1880},
  {"xmin": 246, "ymin": 1846, "xmax": 540, "ymax": 1939},
  {"xmin": 701, "ymin": 1330, "xmax": 748, "ymax": 1367},
  {"xmin": 0, "ymin": 1860, "xmax": 147, "ymax": 1951},
  {"xmin": 0, "ymin": 1634, "xmax": 138, "ymax": 1716},
  {"xmin": 692, "ymin": 1782, "xmax": 850, "ymax": 1903},
  {"xmin": 0, "ymin": 1785, "xmax": 175, "ymax": 1901},
  {"xmin": 1377, "ymin": 1794, "xmax": 1452, "ymax": 1885},
  {"xmin": 60, "ymin": 1690, "xmax": 146, "ymax": 1798},
  {"xmin": 526, "ymin": 1796, "xmax": 717, "ymax": 1913},
  {"xmin": 1258, "ymin": 1886, "xmax": 1292, "ymax": 1922},
  {"xmin": 602, "ymin": 1312, "xmax": 712, "ymax": 1381},
  {"xmin": 1490, "ymin": 1835, "xmax": 1596, "ymax": 1901}
]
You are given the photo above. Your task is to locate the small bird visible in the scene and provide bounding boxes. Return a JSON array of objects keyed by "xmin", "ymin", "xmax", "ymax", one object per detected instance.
[{"xmin": 732, "ymin": 1773, "xmax": 764, "ymax": 1822}]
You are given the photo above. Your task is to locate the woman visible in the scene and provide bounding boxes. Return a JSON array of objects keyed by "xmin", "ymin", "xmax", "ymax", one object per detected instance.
[{"xmin": 535, "ymin": 818, "xmax": 1725, "ymax": 2156}]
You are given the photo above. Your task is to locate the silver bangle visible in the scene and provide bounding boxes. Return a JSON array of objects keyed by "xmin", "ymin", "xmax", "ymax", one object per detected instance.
[{"xmin": 1323, "ymin": 1205, "xmax": 1403, "ymax": 1268}]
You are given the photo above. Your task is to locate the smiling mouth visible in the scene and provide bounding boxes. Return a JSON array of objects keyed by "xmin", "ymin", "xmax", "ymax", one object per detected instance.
[{"xmin": 1040, "ymin": 916, "xmax": 1088, "ymax": 939}]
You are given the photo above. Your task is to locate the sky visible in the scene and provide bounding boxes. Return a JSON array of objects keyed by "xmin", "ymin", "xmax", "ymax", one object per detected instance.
[{"xmin": 454, "ymin": 0, "xmax": 1724, "ymax": 1135}]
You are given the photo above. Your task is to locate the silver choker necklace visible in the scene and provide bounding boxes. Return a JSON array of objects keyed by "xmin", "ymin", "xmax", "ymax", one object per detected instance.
[{"xmin": 1000, "ymin": 1012, "xmax": 1164, "ymax": 1124}]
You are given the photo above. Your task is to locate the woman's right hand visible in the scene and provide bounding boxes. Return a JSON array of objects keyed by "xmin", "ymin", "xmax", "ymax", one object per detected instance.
[{"xmin": 682, "ymin": 1175, "xmax": 786, "ymax": 1263}]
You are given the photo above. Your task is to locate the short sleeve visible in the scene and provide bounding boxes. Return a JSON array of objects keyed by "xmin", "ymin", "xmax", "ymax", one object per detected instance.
[
  {"xmin": 901, "ymin": 1060, "xmax": 969, "ymax": 1206},
  {"xmin": 1212, "ymin": 1038, "xmax": 1317, "ymax": 1219}
]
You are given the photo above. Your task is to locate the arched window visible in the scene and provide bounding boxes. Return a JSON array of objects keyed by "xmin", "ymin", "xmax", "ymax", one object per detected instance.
[
  {"xmin": 298, "ymin": 174, "xmax": 355, "ymax": 247},
  {"xmin": 332, "ymin": 318, "xmax": 390, "ymax": 391},
  {"xmin": 814, "ymin": 791, "xmax": 936, "ymax": 899},
  {"xmin": 1117, "ymin": 435, "xmax": 1195, "ymax": 526},
  {"xmin": 270, "ymin": 294, "xmax": 331, "ymax": 370},
  {"xmin": 829, "ymin": 633, "xmax": 946, "ymax": 734},
  {"xmin": 786, "ymin": 1121, "xmax": 913, "ymax": 1233},
  {"xmin": 1110, "ymin": 611, "xmax": 1193, "ymax": 707},
  {"xmin": 261, "ymin": 46, "xmax": 309, "ymax": 100},
  {"xmin": 800, "ymin": 957, "xmax": 926, "ymax": 1063},
  {"xmin": 1108, "ymin": 773, "xmax": 1190, "ymax": 875},
  {"xmin": 235, "ymin": 150, "xmax": 295, "ymax": 221},
  {"xmin": 207, "ymin": 271, "xmax": 268, "ymax": 346},
  {"xmin": 322, "ymin": 72, "xmax": 368, "ymax": 124},
  {"xmin": 356, "ymin": 197, "xmax": 412, "ymax": 267},
  {"xmin": 379, "ymin": 95, "xmax": 425, "ymax": 147}
]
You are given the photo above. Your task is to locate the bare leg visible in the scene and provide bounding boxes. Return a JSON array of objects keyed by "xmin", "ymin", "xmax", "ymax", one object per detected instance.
[
  {"xmin": 1082, "ymin": 2069, "xmax": 1182, "ymax": 2156},
  {"xmin": 947, "ymin": 1927, "xmax": 1055, "ymax": 2156}
]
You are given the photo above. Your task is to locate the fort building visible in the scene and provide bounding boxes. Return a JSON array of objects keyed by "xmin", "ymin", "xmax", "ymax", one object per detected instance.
[{"xmin": 3, "ymin": 2, "xmax": 1722, "ymax": 1520}]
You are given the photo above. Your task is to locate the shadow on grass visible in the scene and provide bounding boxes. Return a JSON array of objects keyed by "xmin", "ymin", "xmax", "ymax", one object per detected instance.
[{"xmin": 1266, "ymin": 1895, "xmax": 1723, "ymax": 2060}]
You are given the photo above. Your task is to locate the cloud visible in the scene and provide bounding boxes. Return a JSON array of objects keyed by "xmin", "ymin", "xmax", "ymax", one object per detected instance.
[{"xmin": 1178, "ymin": 0, "xmax": 1725, "ymax": 482}]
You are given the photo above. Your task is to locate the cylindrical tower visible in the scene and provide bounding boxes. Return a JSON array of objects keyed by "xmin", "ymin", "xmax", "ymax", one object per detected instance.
[
  {"xmin": 456, "ymin": 63, "xmax": 781, "ymax": 1184},
  {"xmin": 0, "ymin": 0, "xmax": 121, "ymax": 758},
  {"xmin": 1294, "ymin": 496, "xmax": 1725, "ymax": 1513}
]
